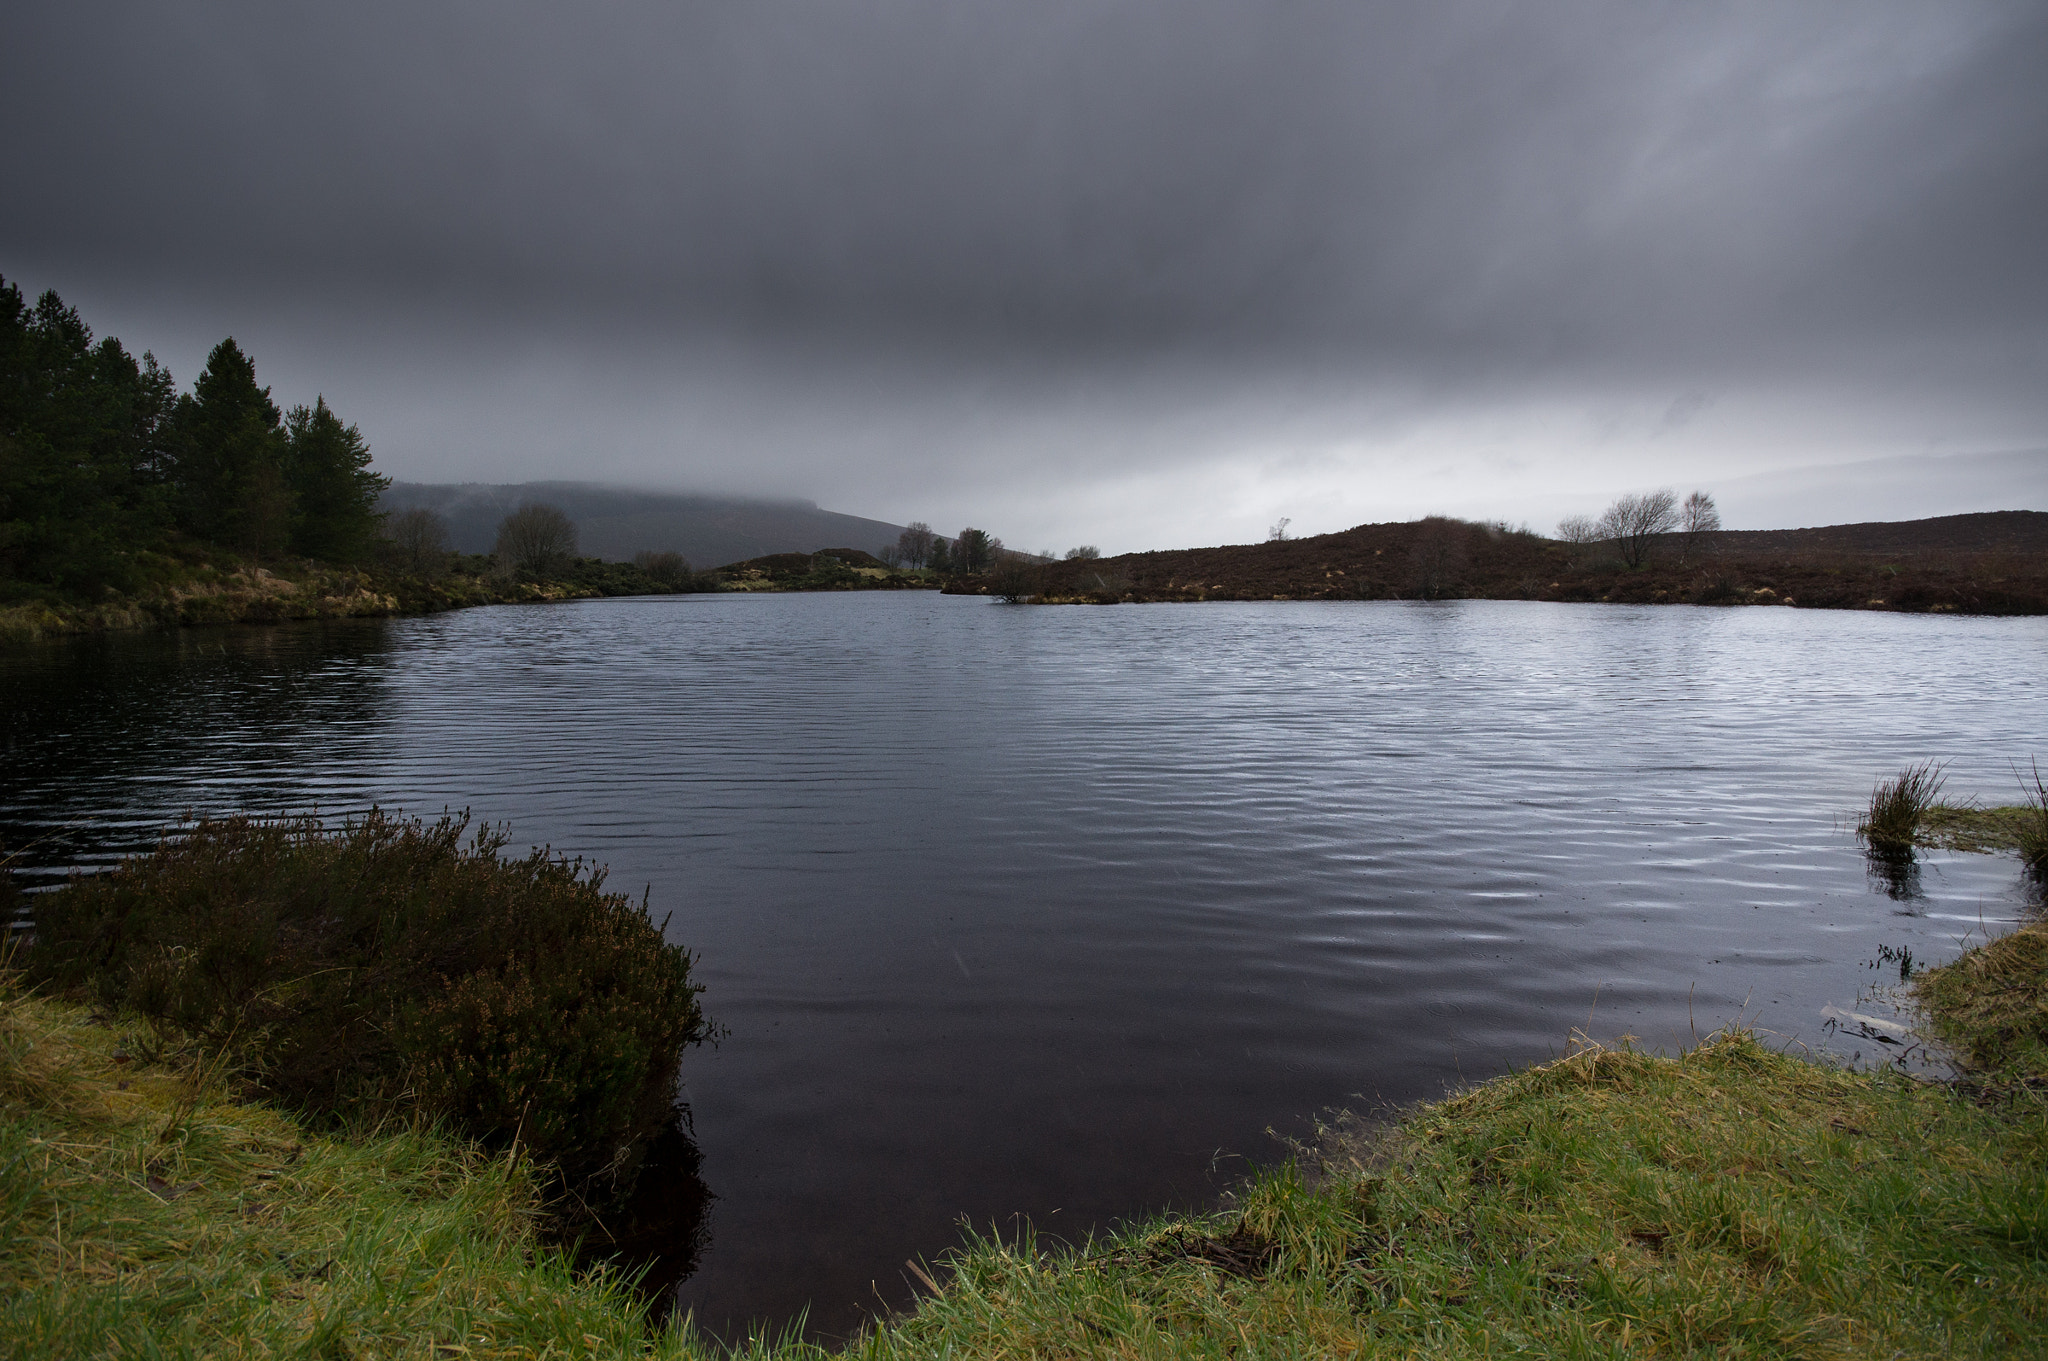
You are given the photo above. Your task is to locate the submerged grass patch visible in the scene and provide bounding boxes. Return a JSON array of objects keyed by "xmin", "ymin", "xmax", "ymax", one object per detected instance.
[{"xmin": 1889, "ymin": 759, "xmax": 2048, "ymax": 872}]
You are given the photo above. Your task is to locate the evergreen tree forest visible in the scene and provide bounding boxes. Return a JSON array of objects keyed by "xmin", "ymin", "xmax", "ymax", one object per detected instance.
[{"xmin": 0, "ymin": 275, "xmax": 387, "ymax": 597}]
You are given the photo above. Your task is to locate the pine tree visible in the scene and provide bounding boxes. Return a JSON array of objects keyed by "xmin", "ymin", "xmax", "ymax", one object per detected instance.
[
  {"xmin": 285, "ymin": 397, "xmax": 388, "ymax": 561},
  {"xmin": 171, "ymin": 338, "xmax": 289, "ymax": 553}
]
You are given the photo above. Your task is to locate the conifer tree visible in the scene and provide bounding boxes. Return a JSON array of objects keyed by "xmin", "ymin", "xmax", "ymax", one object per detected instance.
[
  {"xmin": 285, "ymin": 397, "xmax": 387, "ymax": 561},
  {"xmin": 171, "ymin": 338, "xmax": 290, "ymax": 553}
]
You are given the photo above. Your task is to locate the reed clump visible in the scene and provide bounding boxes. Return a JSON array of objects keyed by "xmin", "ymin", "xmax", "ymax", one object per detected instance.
[
  {"xmin": 1859, "ymin": 760, "xmax": 1947, "ymax": 857},
  {"xmin": 23, "ymin": 810, "xmax": 710, "ymax": 1209}
]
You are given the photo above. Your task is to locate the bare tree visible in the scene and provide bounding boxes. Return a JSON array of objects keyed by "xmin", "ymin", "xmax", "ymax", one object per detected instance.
[
  {"xmin": 1594, "ymin": 489, "xmax": 1681, "ymax": 568},
  {"xmin": 633, "ymin": 549, "xmax": 692, "ymax": 590},
  {"xmin": 1063, "ymin": 545, "xmax": 1101, "ymax": 561},
  {"xmin": 1267, "ymin": 517, "xmax": 1292, "ymax": 542},
  {"xmin": 495, "ymin": 502, "xmax": 577, "ymax": 576},
  {"xmin": 1555, "ymin": 514, "xmax": 1598, "ymax": 544},
  {"xmin": 386, "ymin": 506, "xmax": 449, "ymax": 575},
  {"xmin": 877, "ymin": 543, "xmax": 905, "ymax": 568},
  {"xmin": 1679, "ymin": 490, "xmax": 1721, "ymax": 563},
  {"xmin": 896, "ymin": 521, "xmax": 936, "ymax": 568},
  {"xmin": 1553, "ymin": 513, "xmax": 1601, "ymax": 567}
]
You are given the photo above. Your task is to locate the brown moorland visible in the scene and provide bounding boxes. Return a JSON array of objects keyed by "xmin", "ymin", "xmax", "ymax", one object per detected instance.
[{"xmin": 951, "ymin": 510, "xmax": 2048, "ymax": 614}]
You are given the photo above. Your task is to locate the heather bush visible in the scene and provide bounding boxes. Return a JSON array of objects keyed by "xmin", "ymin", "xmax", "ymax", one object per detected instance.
[{"xmin": 26, "ymin": 810, "xmax": 708, "ymax": 1205}]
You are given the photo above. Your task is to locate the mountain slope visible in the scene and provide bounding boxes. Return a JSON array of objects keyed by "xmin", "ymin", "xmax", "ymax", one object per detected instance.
[{"xmin": 380, "ymin": 482, "xmax": 907, "ymax": 567}]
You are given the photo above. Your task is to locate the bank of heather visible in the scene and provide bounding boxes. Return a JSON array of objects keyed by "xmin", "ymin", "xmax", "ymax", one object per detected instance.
[{"xmin": 948, "ymin": 510, "xmax": 2048, "ymax": 616}]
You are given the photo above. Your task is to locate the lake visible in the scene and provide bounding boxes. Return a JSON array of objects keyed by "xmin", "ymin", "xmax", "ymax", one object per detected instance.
[{"xmin": 4, "ymin": 593, "xmax": 2043, "ymax": 1337}]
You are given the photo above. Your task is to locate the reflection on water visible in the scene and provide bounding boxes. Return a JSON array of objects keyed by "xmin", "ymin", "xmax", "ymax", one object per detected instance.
[
  {"xmin": 1865, "ymin": 849, "xmax": 1925, "ymax": 902},
  {"xmin": 4, "ymin": 597, "xmax": 2045, "ymax": 1337}
]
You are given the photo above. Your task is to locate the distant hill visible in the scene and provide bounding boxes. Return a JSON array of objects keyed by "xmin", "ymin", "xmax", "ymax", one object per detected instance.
[
  {"xmin": 379, "ymin": 482, "xmax": 907, "ymax": 567},
  {"xmin": 972, "ymin": 509, "xmax": 2048, "ymax": 614},
  {"xmin": 1704, "ymin": 509, "xmax": 2048, "ymax": 557},
  {"xmin": 1709, "ymin": 449, "xmax": 2045, "ymax": 530}
]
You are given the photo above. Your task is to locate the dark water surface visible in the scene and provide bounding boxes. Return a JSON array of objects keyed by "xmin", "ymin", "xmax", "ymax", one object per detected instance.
[{"xmin": 4, "ymin": 595, "xmax": 2044, "ymax": 1335}]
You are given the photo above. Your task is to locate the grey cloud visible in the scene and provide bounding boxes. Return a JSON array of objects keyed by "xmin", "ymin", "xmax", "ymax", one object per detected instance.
[
  {"xmin": 4, "ymin": 2, "xmax": 2044, "ymax": 550},
  {"xmin": 6, "ymin": 1, "xmax": 2043, "ymax": 368}
]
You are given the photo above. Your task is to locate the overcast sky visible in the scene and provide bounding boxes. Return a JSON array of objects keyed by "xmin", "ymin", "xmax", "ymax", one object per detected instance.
[{"xmin": 4, "ymin": 1, "xmax": 2044, "ymax": 550}]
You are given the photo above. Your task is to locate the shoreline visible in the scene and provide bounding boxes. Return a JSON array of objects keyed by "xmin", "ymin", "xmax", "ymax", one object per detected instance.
[{"xmin": 7, "ymin": 855, "xmax": 2042, "ymax": 1354}]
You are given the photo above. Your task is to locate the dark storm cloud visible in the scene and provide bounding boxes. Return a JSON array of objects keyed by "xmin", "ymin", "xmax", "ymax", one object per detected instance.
[{"xmin": 6, "ymin": 1, "xmax": 2044, "ymax": 369}]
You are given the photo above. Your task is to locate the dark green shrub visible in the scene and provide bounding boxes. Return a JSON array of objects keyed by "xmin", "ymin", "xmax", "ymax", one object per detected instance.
[{"xmin": 26, "ymin": 811, "xmax": 709, "ymax": 1205}]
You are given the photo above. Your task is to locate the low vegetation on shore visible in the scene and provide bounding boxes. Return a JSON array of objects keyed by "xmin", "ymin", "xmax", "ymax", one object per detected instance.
[
  {"xmin": 947, "ymin": 510, "xmax": 2048, "ymax": 616},
  {"xmin": 19, "ymin": 811, "xmax": 711, "ymax": 1213},
  {"xmin": 1856, "ymin": 759, "xmax": 2048, "ymax": 874},
  {"xmin": 0, "ymin": 547, "xmax": 700, "ymax": 644},
  {"xmin": 708, "ymin": 548, "xmax": 935, "ymax": 593},
  {"xmin": 8, "ymin": 776, "xmax": 2046, "ymax": 1357}
]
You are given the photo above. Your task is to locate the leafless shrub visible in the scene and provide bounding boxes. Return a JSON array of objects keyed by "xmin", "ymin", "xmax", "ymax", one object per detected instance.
[
  {"xmin": 633, "ymin": 549, "xmax": 692, "ymax": 590},
  {"xmin": 494, "ymin": 502, "xmax": 577, "ymax": 576},
  {"xmin": 385, "ymin": 506, "xmax": 449, "ymax": 575}
]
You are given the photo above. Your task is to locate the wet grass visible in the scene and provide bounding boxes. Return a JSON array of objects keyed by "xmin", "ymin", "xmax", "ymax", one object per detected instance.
[
  {"xmin": 11, "ymin": 854, "xmax": 2048, "ymax": 1356},
  {"xmin": 843, "ymin": 1033, "xmax": 2048, "ymax": 1361},
  {"xmin": 1915, "ymin": 921, "xmax": 2048, "ymax": 1097},
  {"xmin": 0, "ymin": 970, "xmax": 689, "ymax": 1359},
  {"xmin": 17, "ymin": 958, "xmax": 2048, "ymax": 1357}
]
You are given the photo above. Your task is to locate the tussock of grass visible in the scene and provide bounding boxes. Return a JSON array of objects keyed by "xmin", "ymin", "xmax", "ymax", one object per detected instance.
[
  {"xmin": 1860, "ymin": 761, "xmax": 1947, "ymax": 857},
  {"xmin": 0, "ymin": 973, "xmax": 695, "ymax": 1358}
]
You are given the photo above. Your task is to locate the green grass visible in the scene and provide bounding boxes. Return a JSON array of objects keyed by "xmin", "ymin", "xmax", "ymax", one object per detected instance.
[
  {"xmin": 1919, "ymin": 803, "xmax": 2047, "ymax": 855},
  {"xmin": 11, "ymin": 900, "xmax": 2048, "ymax": 1358},
  {"xmin": 1859, "ymin": 761, "xmax": 1947, "ymax": 857},
  {"xmin": 1915, "ymin": 921, "xmax": 2048, "ymax": 1096},
  {"xmin": 0, "ymin": 973, "xmax": 693, "ymax": 1359}
]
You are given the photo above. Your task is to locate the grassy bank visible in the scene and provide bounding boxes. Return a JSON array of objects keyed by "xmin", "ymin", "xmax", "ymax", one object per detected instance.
[
  {"xmin": 0, "ymin": 977, "xmax": 683, "ymax": 1357},
  {"xmin": 0, "ymin": 547, "xmax": 694, "ymax": 644},
  {"xmin": 10, "ymin": 848, "xmax": 2047, "ymax": 1357},
  {"xmin": 10, "ymin": 974, "xmax": 2045, "ymax": 1358}
]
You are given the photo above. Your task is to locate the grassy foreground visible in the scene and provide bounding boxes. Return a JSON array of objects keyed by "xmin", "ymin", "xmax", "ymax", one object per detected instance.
[
  {"xmin": 8, "ymin": 925, "xmax": 2048, "ymax": 1358},
  {"xmin": 0, "ymin": 977, "xmax": 676, "ymax": 1358}
]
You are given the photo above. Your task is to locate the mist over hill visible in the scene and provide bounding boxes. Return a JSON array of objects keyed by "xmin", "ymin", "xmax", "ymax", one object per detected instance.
[{"xmin": 379, "ymin": 482, "xmax": 907, "ymax": 568}]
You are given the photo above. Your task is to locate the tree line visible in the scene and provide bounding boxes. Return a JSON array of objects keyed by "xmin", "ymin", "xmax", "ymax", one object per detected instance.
[
  {"xmin": 0, "ymin": 276, "xmax": 387, "ymax": 593},
  {"xmin": 1556, "ymin": 488, "xmax": 1720, "ymax": 567}
]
